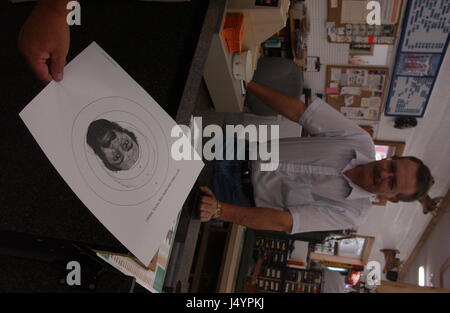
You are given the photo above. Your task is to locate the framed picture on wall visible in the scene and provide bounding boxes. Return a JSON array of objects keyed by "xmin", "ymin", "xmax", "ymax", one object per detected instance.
[
  {"xmin": 374, "ymin": 140, "xmax": 405, "ymax": 160},
  {"xmin": 372, "ymin": 140, "xmax": 405, "ymax": 205}
]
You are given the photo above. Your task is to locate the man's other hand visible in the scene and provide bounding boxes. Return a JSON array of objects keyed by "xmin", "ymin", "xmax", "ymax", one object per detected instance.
[
  {"xmin": 18, "ymin": 0, "xmax": 70, "ymax": 84},
  {"xmin": 199, "ymin": 186, "xmax": 219, "ymax": 222}
]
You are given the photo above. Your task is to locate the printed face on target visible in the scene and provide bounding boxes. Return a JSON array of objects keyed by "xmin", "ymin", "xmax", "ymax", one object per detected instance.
[{"xmin": 86, "ymin": 119, "xmax": 140, "ymax": 171}]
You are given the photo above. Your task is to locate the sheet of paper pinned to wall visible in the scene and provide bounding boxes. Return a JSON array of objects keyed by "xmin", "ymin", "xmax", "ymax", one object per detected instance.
[
  {"xmin": 365, "ymin": 73, "xmax": 385, "ymax": 91},
  {"xmin": 340, "ymin": 107, "xmax": 379, "ymax": 120},
  {"xmin": 341, "ymin": 0, "xmax": 368, "ymax": 24},
  {"xmin": 340, "ymin": 86, "xmax": 362, "ymax": 96},
  {"xmin": 330, "ymin": 68, "xmax": 342, "ymax": 81},
  {"xmin": 19, "ymin": 42, "xmax": 204, "ymax": 266},
  {"xmin": 361, "ymin": 97, "xmax": 381, "ymax": 108},
  {"xmin": 344, "ymin": 95, "xmax": 354, "ymax": 106},
  {"xmin": 346, "ymin": 69, "xmax": 368, "ymax": 86}
]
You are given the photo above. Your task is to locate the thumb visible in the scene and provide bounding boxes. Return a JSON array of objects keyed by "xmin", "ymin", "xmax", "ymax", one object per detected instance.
[
  {"xmin": 29, "ymin": 60, "xmax": 53, "ymax": 84},
  {"xmin": 200, "ymin": 186, "xmax": 214, "ymax": 197},
  {"xmin": 49, "ymin": 52, "xmax": 66, "ymax": 82}
]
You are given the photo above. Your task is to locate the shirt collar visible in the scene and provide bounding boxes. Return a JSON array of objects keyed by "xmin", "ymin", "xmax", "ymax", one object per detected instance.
[{"xmin": 342, "ymin": 150, "xmax": 376, "ymax": 200}]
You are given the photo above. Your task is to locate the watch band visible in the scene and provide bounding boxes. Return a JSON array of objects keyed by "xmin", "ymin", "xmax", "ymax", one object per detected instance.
[{"xmin": 212, "ymin": 201, "xmax": 222, "ymax": 219}]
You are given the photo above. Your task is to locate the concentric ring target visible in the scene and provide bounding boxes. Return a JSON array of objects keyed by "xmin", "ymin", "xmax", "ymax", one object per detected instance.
[{"xmin": 72, "ymin": 96, "xmax": 169, "ymax": 206}]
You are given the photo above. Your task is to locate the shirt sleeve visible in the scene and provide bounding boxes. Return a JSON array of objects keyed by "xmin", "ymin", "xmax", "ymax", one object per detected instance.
[
  {"xmin": 286, "ymin": 204, "xmax": 361, "ymax": 234},
  {"xmin": 299, "ymin": 98, "xmax": 369, "ymax": 138}
]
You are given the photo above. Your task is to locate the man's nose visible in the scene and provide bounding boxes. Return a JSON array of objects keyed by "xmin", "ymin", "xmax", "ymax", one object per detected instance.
[{"xmin": 111, "ymin": 140, "xmax": 121, "ymax": 150}]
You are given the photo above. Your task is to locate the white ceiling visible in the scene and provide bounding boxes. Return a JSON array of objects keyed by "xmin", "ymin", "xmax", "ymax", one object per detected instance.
[
  {"xmin": 400, "ymin": 209, "xmax": 450, "ymax": 288},
  {"xmin": 358, "ymin": 46, "xmax": 450, "ymax": 284}
]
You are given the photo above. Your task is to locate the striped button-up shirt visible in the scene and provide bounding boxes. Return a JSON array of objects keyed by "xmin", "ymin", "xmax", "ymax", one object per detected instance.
[{"xmin": 251, "ymin": 98, "xmax": 376, "ymax": 234}]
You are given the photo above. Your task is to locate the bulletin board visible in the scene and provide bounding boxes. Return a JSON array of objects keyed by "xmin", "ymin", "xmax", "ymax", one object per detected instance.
[
  {"xmin": 385, "ymin": 0, "xmax": 450, "ymax": 117},
  {"xmin": 325, "ymin": 65, "xmax": 389, "ymax": 121},
  {"xmin": 326, "ymin": 0, "xmax": 402, "ymax": 44}
]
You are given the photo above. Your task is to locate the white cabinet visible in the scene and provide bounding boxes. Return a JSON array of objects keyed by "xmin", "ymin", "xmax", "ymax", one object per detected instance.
[{"xmin": 203, "ymin": 0, "xmax": 290, "ymax": 112}]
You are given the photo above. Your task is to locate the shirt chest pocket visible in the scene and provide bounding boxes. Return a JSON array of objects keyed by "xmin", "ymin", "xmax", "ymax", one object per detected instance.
[{"xmin": 281, "ymin": 179, "xmax": 315, "ymax": 207}]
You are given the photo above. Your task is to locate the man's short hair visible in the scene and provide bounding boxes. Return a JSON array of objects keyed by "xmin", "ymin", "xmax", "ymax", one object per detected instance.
[
  {"xmin": 86, "ymin": 119, "xmax": 138, "ymax": 171},
  {"xmin": 392, "ymin": 156, "xmax": 434, "ymax": 202}
]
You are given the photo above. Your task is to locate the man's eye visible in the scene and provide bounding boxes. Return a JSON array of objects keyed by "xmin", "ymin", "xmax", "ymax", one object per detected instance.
[{"xmin": 114, "ymin": 153, "xmax": 121, "ymax": 161}]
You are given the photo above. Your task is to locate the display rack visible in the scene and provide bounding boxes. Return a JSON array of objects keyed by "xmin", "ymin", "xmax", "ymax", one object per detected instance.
[{"xmin": 244, "ymin": 234, "xmax": 323, "ymax": 293}]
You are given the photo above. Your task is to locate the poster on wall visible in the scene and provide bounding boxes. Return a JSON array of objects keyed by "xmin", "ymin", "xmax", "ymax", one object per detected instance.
[{"xmin": 385, "ymin": 0, "xmax": 450, "ymax": 117}]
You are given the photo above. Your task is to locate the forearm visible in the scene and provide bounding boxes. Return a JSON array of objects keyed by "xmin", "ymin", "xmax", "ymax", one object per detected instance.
[
  {"xmin": 246, "ymin": 81, "xmax": 307, "ymax": 123},
  {"xmin": 38, "ymin": 0, "xmax": 75, "ymax": 14},
  {"xmin": 219, "ymin": 202, "xmax": 293, "ymax": 232}
]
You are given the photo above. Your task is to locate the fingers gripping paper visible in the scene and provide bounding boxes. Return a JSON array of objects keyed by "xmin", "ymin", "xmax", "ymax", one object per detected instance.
[{"xmin": 20, "ymin": 42, "xmax": 204, "ymax": 265}]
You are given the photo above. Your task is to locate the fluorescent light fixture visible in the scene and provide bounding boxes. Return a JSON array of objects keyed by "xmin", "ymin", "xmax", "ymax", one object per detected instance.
[
  {"xmin": 327, "ymin": 267, "xmax": 347, "ymax": 272},
  {"xmin": 418, "ymin": 266, "xmax": 425, "ymax": 286}
]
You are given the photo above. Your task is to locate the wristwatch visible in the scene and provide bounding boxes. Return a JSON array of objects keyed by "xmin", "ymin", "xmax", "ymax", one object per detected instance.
[{"xmin": 212, "ymin": 201, "xmax": 222, "ymax": 219}]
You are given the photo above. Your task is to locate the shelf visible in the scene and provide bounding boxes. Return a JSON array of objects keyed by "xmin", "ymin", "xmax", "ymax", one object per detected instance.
[{"xmin": 241, "ymin": 232, "xmax": 323, "ymax": 293}]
